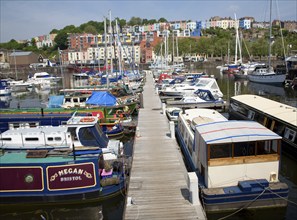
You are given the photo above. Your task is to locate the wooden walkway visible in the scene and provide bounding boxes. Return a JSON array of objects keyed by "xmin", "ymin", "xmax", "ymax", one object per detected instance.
[{"xmin": 124, "ymin": 72, "xmax": 205, "ymax": 220}]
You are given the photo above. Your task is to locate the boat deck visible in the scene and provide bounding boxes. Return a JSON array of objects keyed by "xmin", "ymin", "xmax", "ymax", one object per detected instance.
[
  {"xmin": 166, "ymin": 100, "xmax": 227, "ymax": 110},
  {"xmin": 124, "ymin": 72, "xmax": 205, "ymax": 219}
]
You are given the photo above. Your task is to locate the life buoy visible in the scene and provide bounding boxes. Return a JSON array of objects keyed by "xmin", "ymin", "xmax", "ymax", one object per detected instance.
[
  {"xmin": 80, "ymin": 117, "xmax": 96, "ymax": 123},
  {"xmin": 116, "ymin": 110, "xmax": 124, "ymax": 119}
]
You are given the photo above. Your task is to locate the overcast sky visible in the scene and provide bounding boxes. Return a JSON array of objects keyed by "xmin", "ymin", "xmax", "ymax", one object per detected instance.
[{"xmin": 1, "ymin": 0, "xmax": 296, "ymax": 43}]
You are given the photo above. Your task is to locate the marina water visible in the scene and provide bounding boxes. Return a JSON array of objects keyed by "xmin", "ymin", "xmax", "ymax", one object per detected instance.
[{"xmin": 0, "ymin": 66, "xmax": 296, "ymax": 219}]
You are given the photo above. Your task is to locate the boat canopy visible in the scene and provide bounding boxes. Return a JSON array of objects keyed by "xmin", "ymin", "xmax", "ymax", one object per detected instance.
[
  {"xmin": 86, "ymin": 91, "xmax": 117, "ymax": 106},
  {"xmin": 196, "ymin": 120, "xmax": 282, "ymax": 144}
]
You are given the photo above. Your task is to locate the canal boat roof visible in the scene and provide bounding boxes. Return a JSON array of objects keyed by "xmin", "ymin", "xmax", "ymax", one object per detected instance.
[
  {"xmin": 0, "ymin": 151, "xmax": 97, "ymax": 164},
  {"xmin": 196, "ymin": 120, "xmax": 282, "ymax": 144},
  {"xmin": 231, "ymin": 94, "xmax": 297, "ymax": 128}
]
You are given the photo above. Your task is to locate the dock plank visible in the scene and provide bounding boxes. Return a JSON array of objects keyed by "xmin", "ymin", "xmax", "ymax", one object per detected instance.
[{"xmin": 124, "ymin": 72, "xmax": 205, "ymax": 219}]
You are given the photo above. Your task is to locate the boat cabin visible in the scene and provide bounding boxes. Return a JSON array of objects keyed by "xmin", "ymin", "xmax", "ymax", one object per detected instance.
[
  {"xmin": 194, "ymin": 120, "xmax": 282, "ymax": 188},
  {"xmin": 0, "ymin": 116, "xmax": 108, "ymax": 150}
]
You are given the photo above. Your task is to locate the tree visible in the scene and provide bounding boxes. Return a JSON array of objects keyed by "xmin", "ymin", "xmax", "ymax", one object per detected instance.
[
  {"xmin": 50, "ymin": 29, "xmax": 59, "ymax": 34},
  {"xmin": 62, "ymin": 25, "xmax": 81, "ymax": 34},
  {"xmin": 158, "ymin": 17, "xmax": 167, "ymax": 23},
  {"xmin": 30, "ymin": 38, "xmax": 36, "ymax": 47},
  {"xmin": 54, "ymin": 32, "xmax": 68, "ymax": 50},
  {"xmin": 147, "ymin": 19, "xmax": 157, "ymax": 24},
  {"xmin": 115, "ymin": 18, "xmax": 127, "ymax": 27},
  {"xmin": 128, "ymin": 17, "xmax": 142, "ymax": 26},
  {"xmin": 84, "ymin": 25, "xmax": 98, "ymax": 35}
]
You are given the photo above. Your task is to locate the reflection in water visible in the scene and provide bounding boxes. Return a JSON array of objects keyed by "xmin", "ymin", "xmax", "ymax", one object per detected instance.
[
  {"xmin": 248, "ymin": 81, "xmax": 286, "ymax": 97},
  {"xmin": 1, "ymin": 203, "xmax": 103, "ymax": 220},
  {"xmin": 0, "ymin": 96, "xmax": 11, "ymax": 108}
]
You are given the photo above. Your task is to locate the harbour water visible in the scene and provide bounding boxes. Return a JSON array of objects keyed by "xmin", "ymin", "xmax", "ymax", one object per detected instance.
[{"xmin": 0, "ymin": 66, "xmax": 296, "ymax": 219}]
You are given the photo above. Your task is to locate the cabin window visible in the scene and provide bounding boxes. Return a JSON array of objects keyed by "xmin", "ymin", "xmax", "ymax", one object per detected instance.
[
  {"xmin": 55, "ymin": 137, "xmax": 62, "ymax": 141},
  {"xmin": 257, "ymin": 140, "xmax": 277, "ymax": 155},
  {"xmin": 189, "ymin": 139, "xmax": 195, "ymax": 151},
  {"xmin": 65, "ymin": 98, "xmax": 71, "ymax": 103},
  {"xmin": 10, "ymin": 123, "xmax": 20, "ymax": 129},
  {"xmin": 247, "ymin": 110, "xmax": 255, "ymax": 120},
  {"xmin": 47, "ymin": 137, "xmax": 54, "ymax": 141},
  {"xmin": 80, "ymin": 97, "xmax": 87, "ymax": 102},
  {"xmin": 80, "ymin": 127, "xmax": 95, "ymax": 140},
  {"xmin": 67, "ymin": 127, "xmax": 78, "ymax": 140},
  {"xmin": 73, "ymin": 98, "xmax": 79, "ymax": 103},
  {"xmin": 210, "ymin": 144, "xmax": 232, "ymax": 159},
  {"xmin": 29, "ymin": 122, "xmax": 38, "ymax": 128},
  {"xmin": 25, "ymin": 137, "xmax": 39, "ymax": 141},
  {"xmin": 234, "ymin": 141, "xmax": 256, "ymax": 156},
  {"xmin": 284, "ymin": 127, "xmax": 296, "ymax": 142},
  {"xmin": 0, "ymin": 137, "xmax": 12, "ymax": 141}
]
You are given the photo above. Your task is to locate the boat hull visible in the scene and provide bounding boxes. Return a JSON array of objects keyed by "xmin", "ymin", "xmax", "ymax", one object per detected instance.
[
  {"xmin": 247, "ymin": 73, "xmax": 286, "ymax": 84},
  {"xmin": 202, "ymin": 180, "xmax": 289, "ymax": 213},
  {"xmin": 0, "ymin": 153, "xmax": 126, "ymax": 205}
]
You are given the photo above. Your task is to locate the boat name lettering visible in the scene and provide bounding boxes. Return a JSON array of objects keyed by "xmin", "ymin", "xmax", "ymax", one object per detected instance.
[
  {"xmin": 61, "ymin": 176, "xmax": 82, "ymax": 181},
  {"xmin": 50, "ymin": 168, "xmax": 93, "ymax": 181}
]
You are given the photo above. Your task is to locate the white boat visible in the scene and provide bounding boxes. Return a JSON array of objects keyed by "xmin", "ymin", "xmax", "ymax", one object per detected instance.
[
  {"xmin": 234, "ymin": 62, "xmax": 266, "ymax": 79},
  {"xmin": 0, "ymin": 116, "xmax": 122, "ymax": 156},
  {"xmin": 175, "ymin": 108, "xmax": 289, "ymax": 213},
  {"xmin": 247, "ymin": 66, "xmax": 287, "ymax": 84},
  {"xmin": 247, "ymin": 1, "xmax": 286, "ymax": 84},
  {"xmin": 166, "ymin": 89, "xmax": 226, "ymax": 109},
  {"xmin": 159, "ymin": 77, "xmax": 223, "ymax": 98},
  {"xmin": 0, "ymin": 79, "xmax": 11, "ymax": 96},
  {"xmin": 165, "ymin": 107, "xmax": 181, "ymax": 122},
  {"xmin": 27, "ymin": 72, "xmax": 61, "ymax": 86},
  {"xmin": 7, "ymin": 80, "xmax": 33, "ymax": 92}
]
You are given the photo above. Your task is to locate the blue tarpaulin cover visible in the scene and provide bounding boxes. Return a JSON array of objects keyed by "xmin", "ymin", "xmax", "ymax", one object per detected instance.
[
  {"xmin": 48, "ymin": 95, "xmax": 64, "ymax": 108},
  {"xmin": 85, "ymin": 91, "xmax": 117, "ymax": 106}
]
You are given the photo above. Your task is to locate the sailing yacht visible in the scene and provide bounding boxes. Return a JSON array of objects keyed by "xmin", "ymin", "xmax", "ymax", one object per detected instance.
[{"xmin": 247, "ymin": 0, "xmax": 286, "ymax": 84}]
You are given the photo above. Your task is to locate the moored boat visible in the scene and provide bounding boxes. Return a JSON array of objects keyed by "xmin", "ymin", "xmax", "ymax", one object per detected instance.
[
  {"xmin": 0, "ymin": 79, "xmax": 11, "ymax": 96},
  {"xmin": 176, "ymin": 108, "xmax": 289, "ymax": 213},
  {"xmin": 229, "ymin": 94, "xmax": 297, "ymax": 155},
  {"xmin": 0, "ymin": 116, "xmax": 124, "ymax": 150},
  {"xmin": 0, "ymin": 114, "xmax": 129, "ymax": 204},
  {"xmin": 0, "ymin": 148, "xmax": 128, "ymax": 204}
]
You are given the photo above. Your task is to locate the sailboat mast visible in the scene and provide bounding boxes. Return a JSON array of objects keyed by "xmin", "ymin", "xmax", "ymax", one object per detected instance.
[
  {"xmin": 115, "ymin": 19, "xmax": 122, "ymax": 79},
  {"xmin": 172, "ymin": 32, "xmax": 175, "ymax": 64},
  {"xmin": 109, "ymin": 10, "xmax": 113, "ymax": 88},
  {"xmin": 176, "ymin": 35, "xmax": 179, "ymax": 57},
  {"xmin": 104, "ymin": 17, "xmax": 109, "ymax": 89},
  {"xmin": 234, "ymin": 14, "xmax": 238, "ymax": 65},
  {"xmin": 268, "ymin": 0, "xmax": 272, "ymax": 68}
]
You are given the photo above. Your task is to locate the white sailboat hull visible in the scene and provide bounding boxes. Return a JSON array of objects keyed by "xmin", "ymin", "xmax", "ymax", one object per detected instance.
[{"xmin": 248, "ymin": 73, "xmax": 286, "ymax": 84}]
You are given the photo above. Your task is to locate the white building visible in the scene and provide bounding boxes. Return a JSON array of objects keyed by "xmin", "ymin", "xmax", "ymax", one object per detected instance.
[{"xmin": 84, "ymin": 44, "xmax": 140, "ymax": 64}]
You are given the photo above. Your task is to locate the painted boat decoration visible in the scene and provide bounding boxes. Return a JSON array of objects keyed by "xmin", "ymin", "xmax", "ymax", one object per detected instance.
[{"xmin": 0, "ymin": 149, "xmax": 128, "ymax": 204}]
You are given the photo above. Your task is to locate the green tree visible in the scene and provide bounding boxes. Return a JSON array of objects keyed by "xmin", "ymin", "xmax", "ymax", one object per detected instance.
[
  {"xmin": 147, "ymin": 19, "xmax": 157, "ymax": 24},
  {"xmin": 62, "ymin": 25, "xmax": 81, "ymax": 34},
  {"xmin": 50, "ymin": 29, "xmax": 59, "ymax": 34},
  {"xmin": 116, "ymin": 18, "xmax": 127, "ymax": 28},
  {"xmin": 54, "ymin": 32, "xmax": 68, "ymax": 50},
  {"xmin": 128, "ymin": 17, "xmax": 142, "ymax": 26},
  {"xmin": 158, "ymin": 17, "xmax": 167, "ymax": 23},
  {"xmin": 30, "ymin": 38, "xmax": 36, "ymax": 47},
  {"xmin": 84, "ymin": 25, "xmax": 98, "ymax": 35}
]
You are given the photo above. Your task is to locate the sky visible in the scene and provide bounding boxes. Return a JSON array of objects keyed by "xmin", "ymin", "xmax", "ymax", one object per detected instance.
[{"xmin": 1, "ymin": 0, "xmax": 297, "ymax": 43}]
